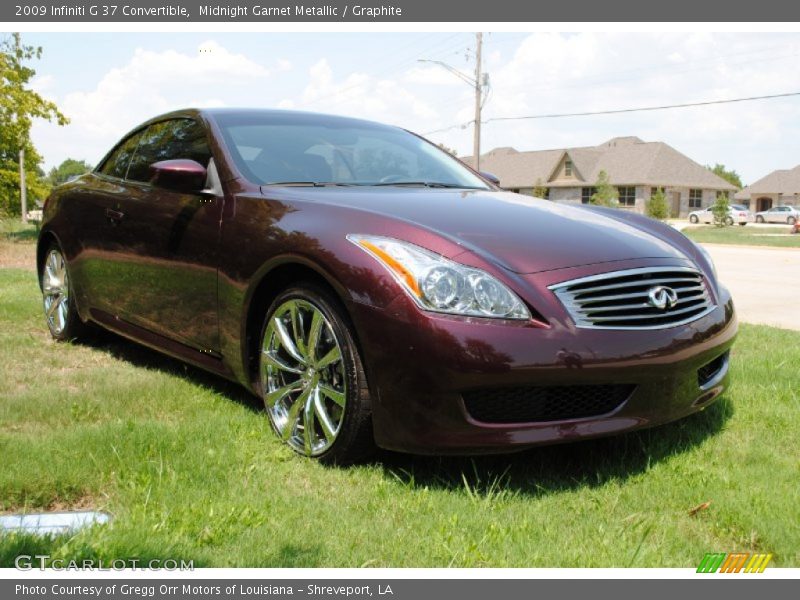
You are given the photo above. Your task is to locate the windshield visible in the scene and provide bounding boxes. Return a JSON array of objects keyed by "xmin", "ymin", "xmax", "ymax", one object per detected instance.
[{"xmin": 213, "ymin": 112, "xmax": 489, "ymax": 189}]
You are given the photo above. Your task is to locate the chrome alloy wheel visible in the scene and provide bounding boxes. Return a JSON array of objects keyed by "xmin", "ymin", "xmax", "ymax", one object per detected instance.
[
  {"xmin": 260, "ymin": 299, "xmax": 347, "ymax": 456},
  {"xmin": 42, "ymin": 248, "xmax": 70, "ymax": 335}
]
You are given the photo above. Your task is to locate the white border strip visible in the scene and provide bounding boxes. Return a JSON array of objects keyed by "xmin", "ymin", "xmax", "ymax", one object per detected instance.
[
  {"xmin": 1, "ymin": 567, "xmax": 799, "ymax": 579},
  {"xmin": 3, "ymin": 22, "xmax": 800, "ymax": 33}
]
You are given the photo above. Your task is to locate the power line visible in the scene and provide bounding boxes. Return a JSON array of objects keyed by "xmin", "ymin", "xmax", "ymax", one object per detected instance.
[
  {"xmin": 487, "ymin": 91, "xmax": 800, "ymax": 121},
  {"xmin": 422, "ymin": 90, "xmax": 800, "ymax": 135}
]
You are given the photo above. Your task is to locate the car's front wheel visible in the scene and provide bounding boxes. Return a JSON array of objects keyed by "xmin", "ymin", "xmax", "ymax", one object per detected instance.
[
  {"xmin": 725, "ymin": 216, "xmax": 734, "ymax": 226},
  {"xmin": 258, "ymin": 284, "xmax": 373, "ymax": 464},
  {"xmin": 689, "ymin": 214, "xmax": 699, "ymax": 224},
  {"xmin": 40, "ymin": 244, "xmax": 88, "ymax": 341},
  {"xmin": 756, "ymin": 215, "xmax": 765, "ymax": 223}
]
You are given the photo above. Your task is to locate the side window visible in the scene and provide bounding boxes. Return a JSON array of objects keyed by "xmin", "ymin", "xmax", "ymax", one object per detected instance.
[
  {"xmin": 96, "ymin": 130, "xmax": 144, "ymax": 179},
  {"xmin": 126, "ymin": 119, "xmax": 212, "ymax": 183}
]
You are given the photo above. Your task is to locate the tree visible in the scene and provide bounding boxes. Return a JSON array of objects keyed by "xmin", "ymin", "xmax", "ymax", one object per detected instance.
[
  {"xmin": 48, "ymin": 158, "xmax": 92, "ymax": 187},
  {"xmin": 645, "ymin": 188, "xmax": 669, "ymax": 220},
  {"xmin": 711, "ymin": 192, "xmax": 731, "ymax": 227},
  {"xmin": 590, "ymin": 170, "xmax": 619, "ymax": 207},
  {"xmin": 0, "ymin": 33, "xmax": 69, "ymax": 217},
  {"xmin": 532, "ymin": 178, "xmax": 548, "ymax": 199},
  {"xmin": 706, "ymin": 163, "xmax": 743, "ymax": 190},
  {"xmin": 437, "ymin": 142, "xmax": 458, "ymax": 156}
]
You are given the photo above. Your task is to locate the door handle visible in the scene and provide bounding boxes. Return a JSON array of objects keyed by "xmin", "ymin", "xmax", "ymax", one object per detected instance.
[{"xmin": 105, "ymin": 208, "xmax": 125, "ymax": 225}]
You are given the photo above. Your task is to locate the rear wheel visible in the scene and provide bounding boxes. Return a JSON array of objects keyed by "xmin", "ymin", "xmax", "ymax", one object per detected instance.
[
  {"xmin": 788, "ymin": 216, "xmax": 797, "ymax": 225},
  {"xmin": 40, "ymin": 245, "xmax": 89, "ymax": 341},
  {"xmin": 258, "ymin": 284, "xmax": 373, "ymax": 464}
]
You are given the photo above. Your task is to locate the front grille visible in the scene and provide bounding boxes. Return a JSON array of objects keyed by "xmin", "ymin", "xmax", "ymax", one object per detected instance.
[
  {"xmin": 463, "ymin": 384, "xmax": 635, "ymax": 424},
  {"xmin": 698, "ymin": 351, "xmax": 729, "ymax": 387},
  {"xmin": 549, "ymin": 267, "xmax": 715, "ymax": 329}
]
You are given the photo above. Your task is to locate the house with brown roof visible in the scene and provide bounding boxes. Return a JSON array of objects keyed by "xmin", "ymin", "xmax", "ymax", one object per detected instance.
[
  {"xmin": 463, "ymin": 137, "xmax": 737, "ymax": 217},
  {"xmin": 734, "ymin": 165, "xmax": 800, "ymax": 212}
]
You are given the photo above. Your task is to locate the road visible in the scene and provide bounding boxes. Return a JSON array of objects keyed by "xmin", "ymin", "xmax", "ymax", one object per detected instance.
[{"xmin": 704, "ymin": 244, "xmax": 799, "ymax": 331}]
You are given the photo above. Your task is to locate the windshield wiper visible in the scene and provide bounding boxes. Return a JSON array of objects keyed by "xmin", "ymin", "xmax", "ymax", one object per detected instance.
[
  {"xmin": 262, "ymin": 181, "xmax": 358, "ymax": 187},
  {"xmin": 365, "ymin": 181, "xmax": 485, "ymax": 189}
]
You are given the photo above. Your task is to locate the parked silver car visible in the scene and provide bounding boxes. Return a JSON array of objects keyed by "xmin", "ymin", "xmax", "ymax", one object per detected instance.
[
  {"xmin": 755, "ymin": 205, "xmax": 800, "ymax": 224},
  {"xmin": 688, "ymin": 204, "xmax": 752, "ymax": 226}
]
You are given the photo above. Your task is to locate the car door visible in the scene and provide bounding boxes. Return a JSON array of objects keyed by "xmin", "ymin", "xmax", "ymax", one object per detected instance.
[
  {"xmin": 102, "ymin": 118, "xmax": 223, "ymax": 353},
  {"xmin": 71, "ymin": 128, "xmax": 147, "ymax": 316}
]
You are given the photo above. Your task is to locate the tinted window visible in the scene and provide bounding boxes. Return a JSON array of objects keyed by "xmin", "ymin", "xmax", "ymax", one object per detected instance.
[
  {"xmin": 126, "ymin": 119, "xmax": 212, "ymax": 183},
  {"xmin": 214, "ymin": 113, "xmax": 488, "ymax": 189},
  {"xmin": 97, "ymin": 130, "xmax": 144, "ymax": 179}
]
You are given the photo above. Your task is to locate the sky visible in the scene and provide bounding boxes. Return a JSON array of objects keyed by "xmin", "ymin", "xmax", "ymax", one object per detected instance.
[{"xmin": 15, "ymin": 31, "xmax": 800, "ymax": 185}]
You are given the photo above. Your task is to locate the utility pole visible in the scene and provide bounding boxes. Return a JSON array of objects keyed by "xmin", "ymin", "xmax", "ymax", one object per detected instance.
[
  {"xmin": 473, "ymin": 32, "xmax": 483, "ymax": 171},
  {"xmin": 418, "ymin": 32, "xmax": 487, "ymax": 170},
  {"xmin": 19, "ymin": 147, "xmax": 27, "ymax": 223}
]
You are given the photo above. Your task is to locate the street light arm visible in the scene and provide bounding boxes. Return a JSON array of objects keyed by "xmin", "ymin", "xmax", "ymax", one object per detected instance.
[{"xmin": 416, "ymin": 59, "xmax": 477, "ymax": 88}]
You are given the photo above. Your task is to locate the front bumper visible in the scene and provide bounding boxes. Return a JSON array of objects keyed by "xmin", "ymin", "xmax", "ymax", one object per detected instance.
[{"xmin": 349, "ymin": 260, "xmax": 737, "ymax": 455}]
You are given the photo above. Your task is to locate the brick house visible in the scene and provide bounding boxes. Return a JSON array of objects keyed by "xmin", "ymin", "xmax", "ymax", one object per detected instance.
[
  {"xmin": 462, "ymin": 136, "xmax": 737, "ymax": 217},
  {"xmin": 734, "ymin": 165, "xmax": 800, "ymax": 212}
]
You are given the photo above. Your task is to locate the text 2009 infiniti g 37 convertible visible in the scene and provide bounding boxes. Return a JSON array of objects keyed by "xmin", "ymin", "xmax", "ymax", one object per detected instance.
[{"xmin": 38, "ymin": 109, "xmax": 737, "ymax": 463}]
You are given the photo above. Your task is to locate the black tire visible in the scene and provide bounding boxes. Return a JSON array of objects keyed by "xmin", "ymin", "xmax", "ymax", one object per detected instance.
[
  {"xmin": 258, "ymin": 282, "xmax": 374, "ymax": 465},
  {"xmin": 756, "ymin": 215, "xmax": 764, "ymax": 223},
  {"xmin": 689, "ymin": 215, "xmax": 699, "ymax": 224},
  {"xmin": 739, "ymin": 222, "xmax": 747, "ymax": 226},
  {"xmin": 725, "ymin": 216, "xmax": 734, "ymax": 226},
  {"xmin": 788, "ymin": 216, "xmax": 796, "ymax": 225},
  {"xmin": 40, "ymin": 242, "xmax": 90, "ymax": 342}
]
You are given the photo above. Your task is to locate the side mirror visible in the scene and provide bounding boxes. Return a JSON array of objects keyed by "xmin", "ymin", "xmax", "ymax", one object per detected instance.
[
  {"xmin": 479, "ymin": 171, "xmax": 501, "ymax": 186},
  {"xmin": 149, "ymin": 159, "xmax": 207, "ymax": 192}
]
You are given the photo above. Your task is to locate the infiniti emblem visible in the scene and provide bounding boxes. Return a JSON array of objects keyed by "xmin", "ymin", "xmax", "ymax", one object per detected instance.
[{"xmin": 647, "ymin": 285, "xmax": 678, "ymax": 310}]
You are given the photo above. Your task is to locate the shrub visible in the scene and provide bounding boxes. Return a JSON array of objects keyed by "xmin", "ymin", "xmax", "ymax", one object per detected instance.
[
  {"xmin": 645, "ymin": 188, "xmax": 669, "ymax": 220},
  {"xmin": 712, "ymin": 194, "xmax": 731, "ymax": 227}
]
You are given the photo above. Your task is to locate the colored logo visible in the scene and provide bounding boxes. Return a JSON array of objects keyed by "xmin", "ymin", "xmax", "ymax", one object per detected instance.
[
  {"xmin": 647, "ymin": 285, "xmax": 678, "ymax": 310},
  {"xmin": 697, "ymin": 552, "xmax": 773, "ymax": 573}
]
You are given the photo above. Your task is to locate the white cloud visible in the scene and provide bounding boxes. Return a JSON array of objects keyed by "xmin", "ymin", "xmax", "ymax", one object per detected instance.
[
  {"xmin": 287, "ymin": 58, "xmax": 439, "ymax": 124},
  {"xmin": 31, "ymin": 40, "xmax": 270, "ymax": 166}
]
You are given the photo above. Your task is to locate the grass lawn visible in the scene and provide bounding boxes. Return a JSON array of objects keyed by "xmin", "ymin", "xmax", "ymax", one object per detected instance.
[
  {"xmin": 0, "ymin": 219, "xmax": 38, "ymax": 270},
  {"xmin": 683, "ymin": 225, "xmax": 800, "ymax": 248},
  {"xmin": 0, "ymin": 248, "xmax": 798, "ymax": 567}
]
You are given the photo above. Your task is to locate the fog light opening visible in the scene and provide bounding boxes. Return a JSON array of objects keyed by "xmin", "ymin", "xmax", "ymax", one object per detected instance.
[{"xmin": 693, "ymin": 387, "xmax": 721, "ymax": 408}]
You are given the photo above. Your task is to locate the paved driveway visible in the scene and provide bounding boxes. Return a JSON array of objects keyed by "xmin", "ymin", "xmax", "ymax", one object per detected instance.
[{"xmin": 704, "ymin": 244, "xmax": 799, "ymax": 331}]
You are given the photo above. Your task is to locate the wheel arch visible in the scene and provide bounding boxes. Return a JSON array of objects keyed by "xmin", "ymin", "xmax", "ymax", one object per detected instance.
[
  {"xmin": 240, "ymin": 255, "xmax": 363, "ymax": 391},
  {"xmin": 36, "ymin": 229, "xmax": 62, "ymax": 288}
]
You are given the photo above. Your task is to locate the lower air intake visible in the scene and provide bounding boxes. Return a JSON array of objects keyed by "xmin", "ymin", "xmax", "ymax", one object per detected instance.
[{"xmin": 463, "ymin": 384, "xmax": 636, "ymax": 424}]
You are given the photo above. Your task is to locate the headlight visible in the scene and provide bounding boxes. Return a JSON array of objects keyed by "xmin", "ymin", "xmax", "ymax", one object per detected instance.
[{"xmin": 347, "ymin": 234, "xmax": 531, "ymax": 320}]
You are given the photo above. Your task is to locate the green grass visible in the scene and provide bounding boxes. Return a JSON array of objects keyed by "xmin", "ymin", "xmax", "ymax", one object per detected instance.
[
  {"xmin": 0, "ymin": 218, "xmax": 39, "ymax": 242},
  {"xmin": 0, "ymin": 266, "xmax": 798, "ymax": 567},
  {"xmin": 683, "ymin": 225, "xmax": 800, "ymax": 248}
]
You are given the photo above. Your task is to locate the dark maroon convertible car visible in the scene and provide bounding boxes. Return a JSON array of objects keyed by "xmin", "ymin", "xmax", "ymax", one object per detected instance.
[{"xmin": 38, "ymin": 108, "xmax": 736, "ymax": 463}]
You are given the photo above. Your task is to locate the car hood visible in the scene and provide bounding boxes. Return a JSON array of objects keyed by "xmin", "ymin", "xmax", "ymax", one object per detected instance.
[{"xmin": 264, "ymin": 187, "xmax": 693, "ymax": 274}]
